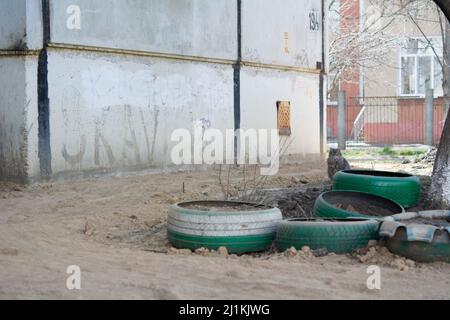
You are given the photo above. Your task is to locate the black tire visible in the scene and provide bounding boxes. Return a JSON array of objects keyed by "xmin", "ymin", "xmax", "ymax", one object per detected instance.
[{"xmin": 275, "ymin": 218, "xmax": 380, "ymax": 254}]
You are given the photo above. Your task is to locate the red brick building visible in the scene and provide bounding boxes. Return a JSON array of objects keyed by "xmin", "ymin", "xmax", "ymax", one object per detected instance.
[{"xmin": 327, "ymin": 0, "xmax": 446, "ymax": 145}]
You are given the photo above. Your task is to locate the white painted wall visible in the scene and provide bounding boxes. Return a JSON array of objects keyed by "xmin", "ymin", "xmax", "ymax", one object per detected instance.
[
  {"xmin": 242, "ymin": 0, "xmax": 322, "ymax": 69},
  {"xmin": 0, "ymin": 56, "xmax": 39, "ymax": 181},
  {"xmin": 0, "ymin": 0, "xmax": 326, "ymax": 181},
  {"xmin": 49, "ymin": 0, "xmax": 237, "ymax": 60},
  {"xmin": 241, "ymin": 67, "xmax": 321, "ymax": 157},
  {"xmin": 48, "ymin": 50, "xmax": 234, "ymax": 174},
  {"xmin": 0, "ymin": 0, "xmax": 42, "ymax": 50}
]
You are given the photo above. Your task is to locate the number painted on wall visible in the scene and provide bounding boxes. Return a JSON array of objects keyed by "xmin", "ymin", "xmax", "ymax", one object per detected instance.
[{"xmin": 309, "ymin": 9, "xmax": 320, "ymax": 32}]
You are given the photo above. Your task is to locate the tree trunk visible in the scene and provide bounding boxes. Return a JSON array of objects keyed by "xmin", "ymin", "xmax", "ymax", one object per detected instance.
[{"xmin": 430, "ymin": 20, "xmax": 450, "ymax": 209}]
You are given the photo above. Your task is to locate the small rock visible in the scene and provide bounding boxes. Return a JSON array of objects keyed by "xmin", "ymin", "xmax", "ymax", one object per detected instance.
[
  {"xmin": 84, "ymin": 220, "xmax": 95, "ymax": 236},
  {"xmin": 367, "ymin": 240, "xmax": 378, "ymax": 248},
  {"xmin": 285, "ymin": 247, "xmax": 297, "ymax": 257},
  {"xmin": 195, "ymin": 247, "xmax": 210, "ymax": 255},
  {"xmin": 357, "ymin": 247, "xmax": 377, "ymax": 263},
  {"xmin": 301, "ymin": 246, "xmax": 311, "ymax": 253},
  {"xmin": 312, "ymin": 248, "xmax": 328, "ymax": 257},
  {"xmin": 217, "ymin": 246, "xmax": 229, "ymax": 257},
  {"xmin": 405, "ymin": 259, "xmax": 416, "ymax": 268},
  {"xmin": 169, "ymin": 247, "xmax": 179, "ymax": 254},
  {"xmin": 392, "ymin": 258, "xmax": 408, "ymax": 271},
  {"xmin": 402, "ymin": 159, "xmax": 411, "ymax": 164}
]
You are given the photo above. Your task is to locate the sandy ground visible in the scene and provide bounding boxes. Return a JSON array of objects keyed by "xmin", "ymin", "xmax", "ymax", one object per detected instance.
[{"xmin": 0, "ymin": 159, "xmax": 449, "ymax": 300}]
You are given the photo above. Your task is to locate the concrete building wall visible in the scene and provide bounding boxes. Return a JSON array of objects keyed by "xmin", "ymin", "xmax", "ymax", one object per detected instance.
[
  {"xmin": 0, "ymin": 56, "xmax": 39, "ymax": 181},
  {"xmin": 242, "ymin": 0, "xmax": 322, "ymax": 69},
  {"xmin": 241, "ymin": 68, "xmax": 321, "ymax": 156},
  {"xmin": 0, "ymin": 0, "xmax": 42, "ymax": 50},
  {"xmin": 240, "ymin": 0, "xmax": 323, "ymax": 158},
  {"xmin": 49, "ymin": 0, "xmax": 237, "ymax": 60},
  {"xmin": 0, "ymin": 0, "xmax": 326, "ymax": 182},
  {"xmin": 47, "ymin": 50, "xmax": 233, "ymax": 174}
]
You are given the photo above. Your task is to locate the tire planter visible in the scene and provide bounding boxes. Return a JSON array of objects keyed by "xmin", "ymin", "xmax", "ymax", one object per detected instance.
[
  {"xmin": 275, "ymin": 218, "xmax": 380, "ymax": 254},
  {"xmin": 314, "ymin": 191, "xmax": 404, "ymax": 219},
  {"xmin": 167, "ymin": 201, "xmax": 282, "ymax": 254},
  {"xmin": 333, "ymin": 170, "xmax": 421, "ymax": 208},
  {"xmin": 380, "ymin": 211, "xmax": 450, "ymax": 262}
]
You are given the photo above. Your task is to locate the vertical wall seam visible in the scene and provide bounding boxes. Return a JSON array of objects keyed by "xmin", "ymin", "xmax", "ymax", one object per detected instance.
[
  {"xmin": 233, "ymin": 0, "xmax": 242, "ymax": 161},
  {"xmin": 319, "ymin": 0, "xmax": 326, "ymax": 155},
  {"xmin": 37, "ymin": 0, "xmax": 52, "ymax": 178},
  {"xmin": 233, "ymin": 0, "xmax": 242, "ymax": 132}
]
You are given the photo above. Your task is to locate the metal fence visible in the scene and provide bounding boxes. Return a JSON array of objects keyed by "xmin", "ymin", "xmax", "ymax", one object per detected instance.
[{"xmin": 327, "ymin": 92, "xmax": 447, "ymax": 146}]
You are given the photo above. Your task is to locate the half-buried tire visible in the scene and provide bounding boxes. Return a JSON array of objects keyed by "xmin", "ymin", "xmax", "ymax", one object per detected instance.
[
  {"xmin": 314, "ymin": 191, "xmax": 404, "ymax": 219},
  {"xmin": 167, "ymin": 201, "xmax": 283, "ymax": 254},
  {"xmin": 275, "ymin": 218, "xmax": 380, "ymax": 254},
  {"xmin": 333, "ymin": 170, "xmax": 421, "ymax": 208}
]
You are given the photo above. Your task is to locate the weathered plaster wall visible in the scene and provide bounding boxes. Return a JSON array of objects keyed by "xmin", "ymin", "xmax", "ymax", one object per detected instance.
[
  {"xmin": 47, "ymin": 50, "xmax": 233, "ymax": 174},
  {"xmin": 0, "ymin": 0, "xmax": 326, "ymax": 181},
  {"xmin": 0, "ymin": 56, "xmax": 39, "ymax": 181},
  {"xmin": 0, "ymin": 0, "xmax": 42, "ymax": 50},
  {"xmin": 240, "ymin": 0, "xmax": 323, "ymax": 158},
  {"xmin": 49, "ymin": 0, "xmax": 237, "ymax": 60},
  {"xmin": 242, "ymin": 0, "xmax": 322, "ymax": 69},
  {"xmin": 241, "ymin": 67, "xmax": 321, "ymax": 157}
]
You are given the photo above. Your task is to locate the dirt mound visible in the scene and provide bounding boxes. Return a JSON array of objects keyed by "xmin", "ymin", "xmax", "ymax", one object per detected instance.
[{"xmin": 353, "ymin": 244, "xmax": 417, "ymax": 271}]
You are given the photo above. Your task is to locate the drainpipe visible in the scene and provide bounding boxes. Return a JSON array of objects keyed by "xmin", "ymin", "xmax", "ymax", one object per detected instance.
[
  {"xmin": 38, "ymin": 0, "xmax": 52, "ymax": 178},
  {"xmin": 319, "ymin": 0, "xmax": 326, "ymax": 155},
  {"xmin": 233, "ymin": 0, "xmax": 242, "ymax": 160}
]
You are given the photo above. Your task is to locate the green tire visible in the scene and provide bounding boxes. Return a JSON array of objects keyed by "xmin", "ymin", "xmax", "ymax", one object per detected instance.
[
  {"xmin": 333, "ymin": 170, "xmax": 421, "ymax": 208},
  {"xmin": 386, "ymin": 237, "xmax": 450, "ymax": 263},
  {"xmin": 167, "ymin": 201, "xmax": 282, "ymax": 254},
  {"xmin": 275, "ymin": 218, "xmax": 380, "ymax": 254},
  {"xmin": 167, "ymin": 230, "xmax": 275, "ymax": 254},
  {"xmin": 314, "ymin": 191, "xmax": 404, "ymax": 219},
  {"xmin": 380, "ymin": 211, "xmax": 450, "ymax": 262}
]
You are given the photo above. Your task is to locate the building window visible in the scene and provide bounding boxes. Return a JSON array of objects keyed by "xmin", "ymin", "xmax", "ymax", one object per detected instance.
[{"xmin": 400, "ymin": 37, "xmax": 443, "ymax": 97}]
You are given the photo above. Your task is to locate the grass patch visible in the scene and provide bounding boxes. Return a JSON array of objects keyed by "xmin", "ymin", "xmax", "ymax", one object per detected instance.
[
  {"xmin": 341, "ymin": 147, "xmax": 428, "ymax": 158},
  {"xmin": 380, "ymin": 146, "xmax": 396, "ymax": 156},
  {"xmin": 398, "ymin": 149, "xmax": 427, "ymax": 156}
]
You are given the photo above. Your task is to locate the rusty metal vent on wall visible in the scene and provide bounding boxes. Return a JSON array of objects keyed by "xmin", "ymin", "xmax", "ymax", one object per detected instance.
[{"xmin": 277, "ymin": 101, "xmax": 292, "ymax": 136}]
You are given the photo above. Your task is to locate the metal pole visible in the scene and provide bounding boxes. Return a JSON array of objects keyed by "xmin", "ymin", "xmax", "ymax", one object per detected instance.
[
  {"xmin": 338, "ymin": 91, "xmax": 346, "ymax": 150},
  {"xmin": 424, "ymin": 88, "xmax": 434, "ymax": 146}
]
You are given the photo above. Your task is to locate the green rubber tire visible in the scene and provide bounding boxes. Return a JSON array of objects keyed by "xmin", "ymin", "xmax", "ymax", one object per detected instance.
[
  {"xmin": 167, "ymin": 230, "xmax": 275, "ymax": 254},
  {"xmin": 386, "ymin": 238, "xmax": 450, "ymax": 263},
  {"xmin": 167, "ymin": 201, "xmax": 282, "ymax": 254},
  {"xmin": 314, "ymin": 191, "xmax": 405, "ymax": 219},
  {"xmin": 333, "ymin": 170, "xmax": 421, "ymax": 208},
  {"xmin": 275, "ymin": 219, "xmax": 380, "ymax": 254}
]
